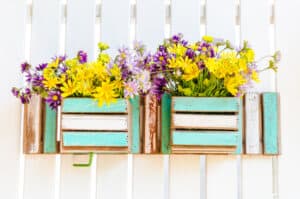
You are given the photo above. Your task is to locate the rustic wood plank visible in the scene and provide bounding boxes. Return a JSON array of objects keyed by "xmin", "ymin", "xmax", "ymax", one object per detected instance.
[
  {"xmin": 244, "ymin": 93, "xmax": 262, "ymax": 154},
  {"xmin": 237, "ymin": 97, "xmax": 243, "ymax": 154},
  {"xmin": 61, "ymin": 146, "xmax": 128, "ymax": 153},
  {"xmin": 172, "ymin": 97, "xmax": 240, "ymax": 112},
  {"xmin": 262, "ymin": 92, "xmax": 279, "ymax": 154},
  {"xmin": 171, "ymin": 0, "xmax": 201, "ymax": 41},
  {"xmin": 172, "ymin": 131, "xmax": 239, "ymax": 146},
  {"xmin": 62, "ymin": 98, "xmax": 127, "ymax": 113},
  {"xmin": 171, "ymin": 146, "xmax": 236, "ymax": 154},
  {"xmin": 128, "ymin": 96, "xmax": 141, "ymax": 153},
  {"xmin": 62, "ymin": 132, "xmax": 128, "ymax": 147},
  {"xmin": 62, "ymin": 114, "xmax": 128, "ymax": 131},
  {"xmin": 144, "ymin": 94, "xmax": 159, "ymax": 153},
  {"xmin": 173, "ymin": 114, "xmax": 238, "ymax": 130},
  {"xmin": 44, "ymin": 104, "xmax": 57, "ymax": 153},
  {"xmin": 23, "ymin": 95, "xmax": 43, "ymax": 153},
  {"xmin": 161, "ymin": 93, "xmax": 171, "ymax": 154}
]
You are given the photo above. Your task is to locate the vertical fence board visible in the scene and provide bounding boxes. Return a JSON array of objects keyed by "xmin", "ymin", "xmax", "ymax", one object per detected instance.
[
  {"xmin": 134, "ymin": 1, "xmax": 165, "ymax": 198},
  {"xmin": 23, "ymin": 0, "xmax": 61, "ymax": 198},
  {"xmin": 0, "ymin": 1, "xmax": 26, "ymax": 198},
  {"xmin": 133, "ymin": 155, "xmax": 165, "ymax": 199},
  {"xmin": 241, "ymin": 0, "xmax": 274, "ymax": 92},
  {"xmin": 207, "ymin": 156, "xmax": 238, "ymax": 199},
  {"xmin": 96, "ymin": 0, "xmax": 131, "ymax": 198},
  {"xmin": 136, "ymin": 0, "xmax": 165, "ymax": 51},
  {"xmin": 169, "ymin": 155, "xmax": 201, "ymax": 199},
  {"xmin": 240, "ymin": 1, "xmax": 274, "ymax": 198},
  {"xmin": 206, "ymin": 0, "xmax": 236, "ymax": 43},
  {"xmin": 101, "ymin": 0, "xmax": 131, "ymax": 55},
  {"xmin": 61, "ymin": 0, "xmax": 96, "ymax": 198},
  {"xmin": 276, "ymin": 0, "xmax": 300, "ymax": 197},
  {"xmin": 97, "ymin": 155, "xmax": 128, "ymax": 199},
  {"xmin": 205, "ymin": 1, "xmax": 238, "ymax": 198},
  {"xmin": 242, "ymin": 156, "xmax": 273, "ymax": 199},
  {"xmin": 171, "ymin": 0, "xmax": 201, "ymax": 41}
]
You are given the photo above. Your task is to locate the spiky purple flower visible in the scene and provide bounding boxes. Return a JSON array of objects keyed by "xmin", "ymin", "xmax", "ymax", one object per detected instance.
[
  {"xmin": 150, "ymin": 77, "xmax": 167, "ymax": 100},
  {"xmin": 77, "ymin": 50, "xmax": 87, "ymax": 64},
  {"xmin": 32, "ymin": 75, "xmax": 44, "ymax": 87},
  {"xmin": 36, "ymin": 63, "xmax": 47, "ymax": 71},
  {"xmin": 186, "ymin": 48, "xmax": 196, "ymax": 59},
  {"xmin": 11, "ymin": 87, "xmax": 20, "ymax": 97},
  {"xmin": 21, "ymin": 62, "xmax": 30, "ymax": 73},
  {"xmin": 46, "ymin": 90, "xmax": 62, "ymax": 110}
]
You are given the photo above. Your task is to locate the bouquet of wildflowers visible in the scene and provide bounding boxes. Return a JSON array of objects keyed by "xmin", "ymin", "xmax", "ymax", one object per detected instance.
[{"xmin": 151, "ymin": 34, "xmax": 280, "ymax": 99}]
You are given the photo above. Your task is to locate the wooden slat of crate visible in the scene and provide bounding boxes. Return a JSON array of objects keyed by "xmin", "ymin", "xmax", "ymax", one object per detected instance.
[
  {"xmin": 172, "ymin": 97, "xmax": 240, "ymax": 112},
  {"xmin": 173, "ymin": 114, "xmax": 239, "ymax": 130},
  {"xmin": 61, "ymin": 114, "xmax": 128, "ymax": 131},
  {"xmin": 61, "ymin": 146, "xmax": 128, "ymax": 153},
  {"xmin": 171, "ymin": 145, "xmax": 236, "ymax": 154},
  {"xmin": 128, "ymin": 96, "xmax": 141, "ymax": 153},
  {"xmin": 44, "ymin": 103, "xmax": 57, "ymax": 153},
  {"xmin": 244, "ymin": 93, "xmax": 263, "ymax": 154},
  {"xmin": 62, "ymin": 98, "xmax": 127, "ymax": 113},
  {"xmin": 161, "ymin": 94, "xmax": 171, "ymax": 154},
  {"xmin": 62, "ymin": 131, "xmax": 128, "ymax": 147},
  {"xmin": 172, "ymin": 131, "xmax": 239, "ymax": 146},
  {"xmin": 262, "ymin": 92, "xmax": 280, "ymax": 155}
]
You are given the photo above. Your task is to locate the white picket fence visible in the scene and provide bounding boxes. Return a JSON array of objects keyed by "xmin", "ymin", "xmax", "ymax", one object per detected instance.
[{"xmin": 0, "ymin": 0, "xmax": 298, "ymax": 198}]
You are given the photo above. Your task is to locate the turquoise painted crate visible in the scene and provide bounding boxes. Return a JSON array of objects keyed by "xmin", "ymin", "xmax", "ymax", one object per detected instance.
[
  {"xmin": 161, "ymin": 94, "xmax": 243, "ymax": 154},
  {"xmin": 59, "ymin": 96, "xmax": 141, "ymax": 154}
]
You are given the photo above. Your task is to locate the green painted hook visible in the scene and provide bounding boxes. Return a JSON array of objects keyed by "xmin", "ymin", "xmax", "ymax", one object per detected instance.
[{"xmin": 73, "ymin": 152, "xmax": 94, "ymax": 167}]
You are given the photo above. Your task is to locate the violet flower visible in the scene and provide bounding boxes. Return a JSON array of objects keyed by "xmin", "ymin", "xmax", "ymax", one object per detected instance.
[
  {"xmin": 21, "ymin": 62, "xmax": 30, "ymax": 73},
  {"xmin": 46, "ymin": 90, "xmax": 62, "ymax": 110},
  {"xmin": 77, "ymin": 50, "xmax": 87, "ymax": 64}
]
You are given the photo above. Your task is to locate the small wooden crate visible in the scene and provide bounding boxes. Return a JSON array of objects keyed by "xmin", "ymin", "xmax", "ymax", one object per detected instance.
[
  {"xmin": 59, "ymin": 96, "xmax": 141, "ymax": 154},
  {"xmin": 161, "ymin": 94, "xmax": 243, "ymax": 154}
]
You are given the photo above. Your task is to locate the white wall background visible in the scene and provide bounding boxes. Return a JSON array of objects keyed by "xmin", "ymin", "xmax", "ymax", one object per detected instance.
[{"xmin": 0, "ymin": 0, "xmax": 297, "ymax": 198}]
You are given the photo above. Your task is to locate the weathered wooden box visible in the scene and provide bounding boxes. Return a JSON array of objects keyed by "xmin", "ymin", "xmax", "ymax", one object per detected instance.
[
  {"xmin": 161, "ymin": 94, "xmax": 243, "ymax": 154},
  {"xmin": 59, "ymin": 97, "xmax": 141, "ymax": 153}
]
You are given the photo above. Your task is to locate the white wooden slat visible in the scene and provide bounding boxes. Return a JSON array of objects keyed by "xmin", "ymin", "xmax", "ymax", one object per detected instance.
[
  {"xmin": 171, "ymin": 0, "xmax": 201, "ymax": 41},
  {"xmin": 245, "ymin": 93, "xmax": 262, "ymax": 154},
  {"xmin": 134, "ymin": 1, "xmax": 165, "ymax": 199},
  {"xmin": 242, "ymin": 156, "xmax": 273, "ymax": 199},
  {"xmin": 61, "ymin": 1, "xmax": 96, "ymax": 198},
  {"xmin": 133, "ymin": 155, "xmax": 165, "ymax": 199},
  {"xmin": 66, "ymin": 0, "xmax": 96, "ymax": 57},
  {"xmin": 206, "ymin": 0, "xmax": 236, "ymax": 43},
  {"xmin": 97, "ymin": 155, "xmax": 128, "ymax": 199},
  {"xmin": 101, "ymin": 0, "xmax": 131, "ymax": 55},
  {"xmin": 23, "ymin": 1, "xmax": 61, "ymax": 199},
  {"xmin": 136, "ymin": 0, "xmax": 166, "ymax": 50},
  {"xmin": 241, "ymin": 0, "xmax": 274, "ymax": 92},
  {"xmin": 173, "ymin": 114, "xmax": 238, "ymax": 130},
  {"xmin": 207, "ymin": 156, "xmax": 238, "ymax": 199},
  {"xmin": 62, "ymin": 114, "xmax": 128, "ymax": 131},
  {"xmin": 0, "ymin": 1, "xmax": 26, "ymax": 198},
  {"xmin": 169, "ymin": 155, "xmax": 201, "ymax": 199},
  {"xmin": 276, "ymin": 0, "xmax": 300, "ymax": 198}
]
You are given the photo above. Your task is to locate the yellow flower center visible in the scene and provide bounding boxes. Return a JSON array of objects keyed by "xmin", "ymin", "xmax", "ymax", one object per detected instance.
[{"xmin": 52, "ymin": 95, "xmax": 58, "ymax": 101}]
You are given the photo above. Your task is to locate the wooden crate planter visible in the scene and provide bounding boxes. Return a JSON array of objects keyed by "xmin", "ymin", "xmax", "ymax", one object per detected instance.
[
  {"xmin": 59, "ymin": 96, "xmax": 141, "ymax": 153},
  {"xmin": 161, "ymin": 94, "xmax": 243, "ymax": 154}
]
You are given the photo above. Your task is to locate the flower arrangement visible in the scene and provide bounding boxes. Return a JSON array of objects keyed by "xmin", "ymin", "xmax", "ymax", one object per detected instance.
[
  {"xmin": 12, "ymin": 34, "xmax": 280, "ymax": 109},
  {"xmin": 151, "ymin": 34, "xmax": 280, "ymax": 99},
  {"xmin": 12, "ymin": 42, "xmax": 154, "ymax": 110}
]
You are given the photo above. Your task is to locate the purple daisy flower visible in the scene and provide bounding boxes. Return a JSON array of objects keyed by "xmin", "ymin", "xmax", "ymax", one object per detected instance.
[
  {"xmin": 46, "ymin": 90, "xmax": 62, "ymax": 110},
  {"xmin": 77, "ymin": 50, "xmax": 88, "ymax": 64},
  {"xmin": 150, "ymin": 77, "xmax": 167, "ymax": 100},
  {"xmin": 32, "ymin": 74, "xmax": 44, "ymax": 87},
  {"xmin": 124, "ymin": 81, "xmax": 139, "ymax": 98},
  {"xmin": 186, "ymin": 48, "xmax": 196, "ymax": 59},
  {"xmin": 21, "ymin": 62, "xmax": 30, "ymax": 73},
  {"xmin": 11, "ymin": 87, "xmax": 20, "ymax": 97}
]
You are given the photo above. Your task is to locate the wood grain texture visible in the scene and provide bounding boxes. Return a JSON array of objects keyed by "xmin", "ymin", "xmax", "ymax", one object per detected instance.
[
  {"xmin": 173, "ymin": 114, "xmax": 238, "ymax": 130},
  {"xmin": 172, "ymin": 146, "xmax": 236, "ymax": 154},
  {"xmin": 62, "ymin": 98, "xmax": 127, "ymax": 113},
  {"xmin": 172, "ymin": 131, "xmax": 239, "ymax": 146},
  {"xmin": 262, "ymin": 92, "xmax": 279, "ymax": 154},
  {"xmin": 236, "ymin": 97, "xmax": 243, "ymax": 154},
  {"xmin": 61, "ymin": 146, "xmax": 128, "ymax": 153},
  {"xmin": 144, "ymin": 94, "xmax": 159, "ymax": 153},
  {"xmin": 161, "ymin": 94, "xmax": 171, "ymax": 154},
  {"xmin": 244, "ymin": 93, "xmax": 262, "ymax": 154},
  {"xmin": 23, "ymin": 95, "xmax": 43, "ymax": 153},
  {"xmin": 128, "ymin": 96, "xmax": 141, "ymax": 153},
  {"xmin": 172, "ymin": 97, "xmax": 240, "ymax": 112},
  {"xmin": 62, "ymin": 132, "xmax": 128, "ymax": 147},
  {"xmin": 62, "ymin": 114, "xmax": 128, "ymax": 131},
  {"xmin": 43, "ymin": 104, "xmax": 57, "ymax": 153}
]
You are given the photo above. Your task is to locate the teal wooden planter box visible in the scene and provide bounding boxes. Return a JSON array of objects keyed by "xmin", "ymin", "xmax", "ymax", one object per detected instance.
[
  {"xmin": 59, "ymin": 96, "xmax": 141, "ymax": 154},
  {"xmin": 161, "ymin": 94, "xmax": 243, "ymax": 154}
]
